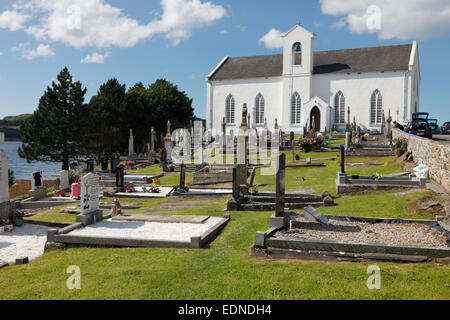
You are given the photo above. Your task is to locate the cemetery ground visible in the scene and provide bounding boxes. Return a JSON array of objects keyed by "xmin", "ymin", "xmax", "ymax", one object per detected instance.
[{"xmin": 1, "ymin": 151, "xmax": 449, "ymax": 299}]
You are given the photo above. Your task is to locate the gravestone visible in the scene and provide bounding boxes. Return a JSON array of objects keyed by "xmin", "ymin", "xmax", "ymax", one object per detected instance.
[
  {"xmin": 173, "ymin": 163, "xmax": 189, "ymax": 194},
  {"xmin": 0, "ymin": 132, "xmax": 4, "ymax": 142},
  {"xmin": 86, "ymin": 160, "xmax": 94, "ymax": 173},
  {"xmin": 275, "ymin": 153, "xmax": 286, "ymax": 217},
  {"xmin": 248, "ymin": 167, "xmax": 256, "ymax": 188},
  {"xmin": 101, "ymin": 153, "xmax": 108, "ymax": 171},
  {"xmin": 110, "ymin": 153, "xmax": 119, "ymax": 174},
  {"xmin": 289, "ymin": 131, "xmax": 295, "ymax": 146},
  {"xmin": 232, "ymin": 164, "xmax": 248, "ymax": 202},
  {"xmin": 77, "ymin": 173, "xmax": 102, "ymax": 225},
  {"xmin": 0, "ymin": 150, "xmax": 13, "ymax": 220},
  {"xmin": 115, "ymin": 164, "xmax": 124, "ymax": 191},
  {"xmin": 303, "ymin": 205, "xmax": 329, "ymax": 224},
  {"xmin": 31, "ymin": 171, "xmax": 43, "ymax": 190},
  {"xmin": 60, "ymin": 170, "xmax": 70, "ymax": 191}
]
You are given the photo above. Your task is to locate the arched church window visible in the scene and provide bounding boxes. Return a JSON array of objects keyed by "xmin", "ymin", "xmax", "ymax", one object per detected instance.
[
  {"xmin": 293, "ymin": 42, "xmax": 302, "ymax": 65},
  {"xmin": 225, "ymin": 94, "xmax": 235, "ymax": 124},
  {"xmin": 255, "ymin": 93, "xmax": 265, "ymax": 125},
  {"xmin": 334, "ymin": 91, "xmax": 345, "ymax": 124},
  {"xmin": 291, "ymin": 92, "xmax": 301, "ymax": 124},
  {"xmin": 370, "ymin": 89, "xmax": 383, "ymax": 125}
]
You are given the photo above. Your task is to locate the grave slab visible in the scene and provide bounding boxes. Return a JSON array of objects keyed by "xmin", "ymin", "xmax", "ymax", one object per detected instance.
[{"xmin": 112, "ymin": 213, "xmax": 210, "ymax": 224}]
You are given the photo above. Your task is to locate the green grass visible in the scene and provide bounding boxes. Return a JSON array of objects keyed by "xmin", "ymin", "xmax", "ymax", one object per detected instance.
[{"xmin": 2, "ymin": 152, "xmax": 449, "ymax": 300}]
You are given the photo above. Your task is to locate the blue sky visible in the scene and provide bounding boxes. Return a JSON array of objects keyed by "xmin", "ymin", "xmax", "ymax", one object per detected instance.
[{"xmin": 0, "ymin": 0, "xmax": 449, "ymax": 122}]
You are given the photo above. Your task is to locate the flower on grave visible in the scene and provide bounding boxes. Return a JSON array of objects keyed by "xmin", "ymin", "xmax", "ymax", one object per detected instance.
[
  {"xmin": 126, "ymin": 160, "xmax": 136, "ymax": 166},
  {"xmin": 14, "ymin": 210, "xmax": 24, "ymax": 221}
]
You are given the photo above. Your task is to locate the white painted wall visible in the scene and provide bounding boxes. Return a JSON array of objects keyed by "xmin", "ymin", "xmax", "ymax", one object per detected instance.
[
  {"xmin": 209, "ymin": 70, "xmax": 409, "ymax": 133},
  {"xmin": 312, "ymin": 71, "xmax": 407, "ymax": 130},
  {"xmin": 208, "ymin": 77, "xmax": 283, "ymax": 134}
]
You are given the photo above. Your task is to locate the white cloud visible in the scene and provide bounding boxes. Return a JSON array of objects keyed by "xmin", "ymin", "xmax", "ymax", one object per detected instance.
[
  {"xmin": 220, "ymin": 29, "xmax": 228, "ymax": 35},
  {"xmin": 258, "ymin": 28, "xmax": 283, "ymax": 49},
  {"xmin": 1, "ymin": 0, "xmax": 227, "ymax": 48},
  {"xmin": 0, "ymin": 10, "xmax": 30, "ymax": 31},
  {"xmin": 320, "ymin": 0, "xmax": 450, "ymax": 40},
  {"xmin": 81, "ymin": 52, "xmax": 109, "ymax": 64},
  {"xmin": 0, "ymin": 52, "xmax": 3, "ymax": 56},
  {"xmin": 12, "ymin": 43, "xmax": 55, "ymax": 60}
]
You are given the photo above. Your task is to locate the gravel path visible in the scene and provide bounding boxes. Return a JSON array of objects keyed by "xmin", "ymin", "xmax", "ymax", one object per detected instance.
[
  {"xmin": 0, "ymin": 224, "xmax": 49, "ymax": 264},
  {"xmin": 68, "ymin": 217, "xmax": 223, "ymax": 242},
  {"xmin": 276, "ymin": 216, "xmax": 448, "ymax": 248}
]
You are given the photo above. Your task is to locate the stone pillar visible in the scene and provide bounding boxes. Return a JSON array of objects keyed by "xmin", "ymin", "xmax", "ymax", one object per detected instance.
[
  {"xmin": 275, "ymin": 153, "xmax": 286, "ymax": 217},
  {"xmin": 340, "ymin": 145, "xmax": 345, "ymax": 174},
  {"xmin": 164, "ymin": 120, "xmax": 173, "ymax": 163},
  {"xmin": 128, "ymin": 128, "xmax": 134, "ymax": 157},
  {"xmin": 0, "ymin": 149, "xmax": 12, "ymax": 220}
]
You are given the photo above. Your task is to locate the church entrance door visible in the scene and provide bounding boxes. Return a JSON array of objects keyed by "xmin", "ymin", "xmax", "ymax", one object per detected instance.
[{"xmin": 310, "ymin": 106, "xmax": 321, "ymax": 132}]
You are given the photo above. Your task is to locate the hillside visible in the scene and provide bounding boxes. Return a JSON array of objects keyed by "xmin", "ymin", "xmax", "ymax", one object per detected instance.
[{"xmin": 0, "ymin": 114, "xmax": 32, "ymax": 141}]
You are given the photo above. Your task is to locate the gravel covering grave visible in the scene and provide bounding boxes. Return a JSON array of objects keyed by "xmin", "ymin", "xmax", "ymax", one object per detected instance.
[
  {"xmin": 0, "ymin": 223, "xmax": 49, "ymax": 264},
  {"xmin": 68, "ymin": 217, "xmax": 224, "ymax": 242},
  {"xmin": 275, "ymin": 216, "xmax": 448, "ymax": 248}
]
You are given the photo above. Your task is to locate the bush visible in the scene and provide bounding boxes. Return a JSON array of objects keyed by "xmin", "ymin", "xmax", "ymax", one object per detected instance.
[
  {"xmin": 69, "ymin": 171, "xmax": 80, "ymax": 185},
  {"xmin": 299, "ymin": 135, "xmax": 325, "ymax": 153},
  {"xmin": 394, "ymin": 138, "xmax": 408, "ymax": 156},
  {"xmin": 300, "ymin": 140, "xmax": 312, "ymax": 153},
  {"xmin": 8, "ymin": 169, "xmax": 14, "ymax": 187}
]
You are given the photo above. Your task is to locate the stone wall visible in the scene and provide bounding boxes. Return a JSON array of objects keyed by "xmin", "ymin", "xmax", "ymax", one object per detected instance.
[{"xmin": 392, "ymin": 128, "xmax": 450, "ymax": 192}]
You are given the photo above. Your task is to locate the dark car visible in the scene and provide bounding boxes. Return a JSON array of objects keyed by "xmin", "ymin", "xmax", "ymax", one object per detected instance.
[
  {"xmin": 442, "ymin": 122, "xmax": 450, "ymax": 134},
  {"xmin": 405, "ymin": 112, "xmax": 433, "ymax": 138},
  {"xmin": 428, "ymin": 119, "xmax": 441, "ymax": 134}
]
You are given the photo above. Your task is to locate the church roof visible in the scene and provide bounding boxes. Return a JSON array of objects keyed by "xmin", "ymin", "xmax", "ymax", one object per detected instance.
[{"xmin": 208, "ymin": 43, "xmax": 413, "ymax": 80}]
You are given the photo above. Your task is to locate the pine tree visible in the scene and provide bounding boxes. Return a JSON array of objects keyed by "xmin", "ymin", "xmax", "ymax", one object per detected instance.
[{"xmin": 18, "ymin": 67, "xmax": 87, "ymax": 170}]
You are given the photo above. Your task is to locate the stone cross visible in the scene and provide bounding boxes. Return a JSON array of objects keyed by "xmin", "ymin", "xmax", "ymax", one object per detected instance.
[
  {"xmin": 0, "ymin": 150, "xmax": 10, "ymax": 204},
  {"xmin": 80, "ymin": 173, "xmax": 100, "ymax": 215},
  {"xmin": 275, "ymin": 153, "xmax": 286, "ymax": 217}
]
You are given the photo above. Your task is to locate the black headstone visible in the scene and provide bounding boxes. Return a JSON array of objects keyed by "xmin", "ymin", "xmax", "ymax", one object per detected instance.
[
  {"xmin": 275, "ymin": 153, "xmax": 286, "ymax": 217},
  {"xmin": 116, "ymin": 164, "xmax": 124, "ymax": 189},
  {"xmin": 340, "ymin": 145, "xmax": 345, "ymax": 174}
]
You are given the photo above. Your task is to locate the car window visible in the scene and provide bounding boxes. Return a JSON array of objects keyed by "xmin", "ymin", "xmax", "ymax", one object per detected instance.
[{"xmin": 412, "ymin": 120, "xmax": 429, "ymax": 130}]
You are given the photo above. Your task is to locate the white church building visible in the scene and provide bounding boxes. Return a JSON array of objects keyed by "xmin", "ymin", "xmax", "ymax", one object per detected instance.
[{"xmin": 206, "ymin": 23, "xmax": 420, "ymax": 134}]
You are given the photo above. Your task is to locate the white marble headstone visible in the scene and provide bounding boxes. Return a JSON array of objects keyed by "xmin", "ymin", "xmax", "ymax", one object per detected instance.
[
  {"xmin": 0, "ymin": 132, "xmax": 5, "ymax": 143},
  {"xmin": 80, "ymin": 173, "xmax": 100, "ymax": 215},
  {"xmin": 0, "ymin": 150, "xmax": 10, "ymax": 203},
  {"xmin": 60, "ymin": 170, "xmax": 70, "ymax": 190}
]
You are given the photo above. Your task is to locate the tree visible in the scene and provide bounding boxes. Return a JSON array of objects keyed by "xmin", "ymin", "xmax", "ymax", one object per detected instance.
[
  {"xmin": 18, "ymin": 67, "xmax": 87, "ymax": 170},
  {"xmin": 123, "ymin": 79, "xmax": 194, "ymax": 152},
  {"xmin": 85, "ymin": 78, "xmax": 127, "ymax": 161},
  {"xmin": 146, "ymin": 79, "xmax": 194, "ymax": 137}
]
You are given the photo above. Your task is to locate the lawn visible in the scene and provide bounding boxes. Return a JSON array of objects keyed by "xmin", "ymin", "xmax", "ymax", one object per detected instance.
[{"xmin": 1, "ymin": 151, "xmax": 449, "ymax": 300}]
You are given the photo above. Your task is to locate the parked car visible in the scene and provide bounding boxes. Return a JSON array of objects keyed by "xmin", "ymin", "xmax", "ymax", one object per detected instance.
[
  {"xmin": 428, "ymin": 119, "xmax": 441, "ymax": 134},
  {"xmin": 442, "ymin": 122, "xmax": 450, "ymax": 134},
  {"xmin": 405, "ymin": 112, "xmax": 433, "ymax": 138}
]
